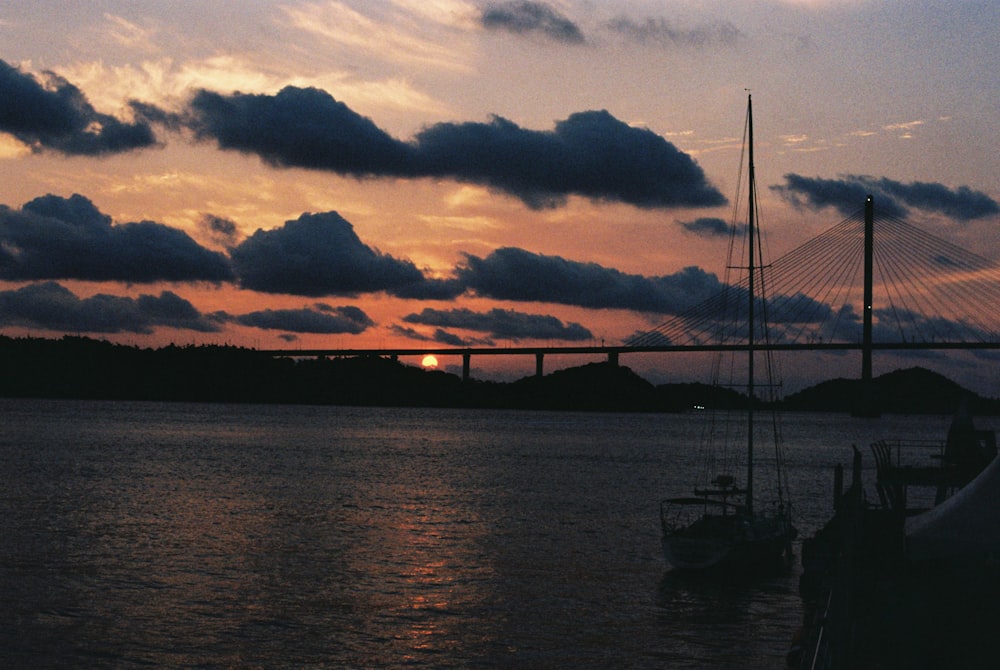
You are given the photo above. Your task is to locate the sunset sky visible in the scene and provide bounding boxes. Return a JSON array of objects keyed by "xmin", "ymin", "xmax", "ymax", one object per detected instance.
[{"xmin": 2, "ymin": 1, "xmax": 999, "ymax": 393}]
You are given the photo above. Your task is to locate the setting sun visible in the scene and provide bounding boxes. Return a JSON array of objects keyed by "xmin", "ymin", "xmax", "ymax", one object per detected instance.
[{"xmin": 421, "ymin": 354, "xmax": 438, "ymax": 369}]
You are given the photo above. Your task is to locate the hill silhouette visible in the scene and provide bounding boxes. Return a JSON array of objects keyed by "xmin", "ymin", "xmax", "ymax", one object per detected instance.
[
  {"xmin": 782, "ymin": 366, "xmax": 998, "ymax": 415},
  {"xmin": 0, "ymin": 335, "xmax": 996, "ymax": 414}
]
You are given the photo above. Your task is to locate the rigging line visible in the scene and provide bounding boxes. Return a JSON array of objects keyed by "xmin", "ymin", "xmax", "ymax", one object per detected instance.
[
  {"xmin": 629, "ymin": 211, "xmax": 868, "ymax": 347},
  {"xmin": 758, "ymin": 219, "xmax": 865, "ymax": 319},
  {"xmin": 881, "ymin": 218, "xmax": 1000, "ymax": 338},
  {"xmin": 766, "ymin": 222, "xmax": 864, "ymax": 341},
  {"xmin": 872, "ymin": 225, "xmax": 919, "ymax": 337},
  {"xmin": 770, "ymin": 245, "xmax": 848, "ymax": 309},
  {"xmin": 875, "ymin": 237, "xmax": 937, "ymax": 341},
  {"xmin": 770, "ymin": 212, "xmax": 863, "ymax": 272},
  {"xmin": 830, "ymin": 237, "xmax": 866, "ymax": 341},
  {"xmin": 764, "ymin": 218, "xmax": 861, "ymax": 294},
  {"xmin": 877, "ymin": 217, "xmax": 993, "ymax": 341},
  {"xmin": 778, "ymin": 221, "xmax": 865, "ymax": 305},
  {"xmin": 875, "ymin": 232, "xmax": 934, "ymax": 336},
  {"xmin": 881, "ymin": 212, "xmax": 996, "ymax": 272},
  {"xmin": 872, "ymin": 252, "xmax": 909, "ymax": 341},
  {"xmin": 878, "ymin": 218, "xmax": 1000, "ymax": 331},
  {"xmin": 778, "ymin": 237, "xmax": 862, "ymax": 344}
]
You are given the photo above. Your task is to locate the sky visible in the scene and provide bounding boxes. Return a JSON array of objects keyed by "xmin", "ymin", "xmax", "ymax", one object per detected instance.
[{"xmin": 2, "ymin": 0, "xmax": 999, "ymax": 395}]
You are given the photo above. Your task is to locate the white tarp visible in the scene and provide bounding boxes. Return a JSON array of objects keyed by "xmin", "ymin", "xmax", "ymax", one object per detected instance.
[{"xmin": 906, "ymin": 452, "xmax": 1000, "ymax": 561}]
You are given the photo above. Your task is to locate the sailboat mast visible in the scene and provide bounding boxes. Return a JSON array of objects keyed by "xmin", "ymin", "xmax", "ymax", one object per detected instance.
[{"xmin": 746, "ymin": 94, "xmax": 755, "ymax": 516}]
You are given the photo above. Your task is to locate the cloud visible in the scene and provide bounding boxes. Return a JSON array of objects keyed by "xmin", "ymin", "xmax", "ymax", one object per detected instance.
[
  {"xmin": 229, "ymin": 210, "xmax": 426, "ymax": 296},
  {"xmin": 390, "ymin": 324, "xmax": 496, "ymax": 346},
  {"xmin": 773, "ymin": 174, "xmax": 1000, "ymax": 221},
  {"xmin": 187, "ymin": 86, "xmax": 412, "ymax": 176},
  {"xmin": 0, "ymin": 278, "xmax": 372, "ymax": 337},
  {"xmin": 0, "ymin": 59, "xmax": 157, "ymax": 155},
  {"xmin": 388, "ymin": 324, "xmax": 434, "ymax": 342},
  {"xmin": 0, "ymin": 282, "xmax": 221, "ymax": 334},
  {"xmin": 605, "ymin": 16, "xmax": 741, "ymax": 47},
  {"xmin": 455, "ymin": 247, "xmax": 725, "ymax": 313},
  {"xmin": 771, "ymin": 174, "xmax": 892, "ymax": 218},
  {"xmin": 679, "ymin": 217, "xmax": 737, "ymax": 237},
  {"xmin": 871, "ymin": 177, "xmax": 1000, "ymax": 221},
  {"xmin": 283, "ymin": 1, "xmax": 474, "ymax": 72},
  {"xmin": 181, "ymin": 86, "xmax": 724, "ymax": 209},
  {"xmin": 403, "ymin": 307, "xmax": 592, "ymax": 341},
  {"xmin": 0, "ymin": 194, "xmax": 234, "ymax": 282},
  {"xmin": 233, "ymin": 304, "xmax": 374, "ymax": 334},
  {"xmin": 197, "ymin": 213, "xmax": 240, "ymax": 247},
  {"xmin": 430, "ymin": 327, "xmax": 494, "ymax": 346},
  {"xmin": 481, "ymin": 2, "xmax": 585, "ymax": 44},
  {"xmin": 388, "ymin": 277, "xmax": 467, "ymax": 300},
  {"xmin": 411, "ymin": 109, "xmax": 725, "ymax": 209}
]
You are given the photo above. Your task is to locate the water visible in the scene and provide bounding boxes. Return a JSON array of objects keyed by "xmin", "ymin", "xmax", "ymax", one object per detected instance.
[{"xmin": 0, "ymin": 399, "xmax": 985, "ymax": 668}]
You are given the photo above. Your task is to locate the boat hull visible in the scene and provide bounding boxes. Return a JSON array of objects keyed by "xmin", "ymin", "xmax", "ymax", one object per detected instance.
[{"xmin": 662, "ymin": 514, "xmax": 795, "ymax": 572}]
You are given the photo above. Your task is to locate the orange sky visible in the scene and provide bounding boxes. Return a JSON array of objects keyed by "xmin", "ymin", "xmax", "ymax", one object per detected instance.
[{"xmin": 2, "ymin": 1, "xmax": 999, "ymax": 394}]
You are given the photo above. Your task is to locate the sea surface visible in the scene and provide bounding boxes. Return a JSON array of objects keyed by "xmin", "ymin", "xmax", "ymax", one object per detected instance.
[{"xmin": 1, "ymin": 398, "xmax": 989, "ymax": 669}]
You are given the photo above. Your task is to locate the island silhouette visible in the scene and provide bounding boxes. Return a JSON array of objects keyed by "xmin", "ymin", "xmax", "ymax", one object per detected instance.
[{"xmin": 0, "ymin": 335, "xmax": 996, "ymax": 415}]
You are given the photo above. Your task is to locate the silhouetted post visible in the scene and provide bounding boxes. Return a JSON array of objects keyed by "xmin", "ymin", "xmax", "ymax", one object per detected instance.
[
  {"xmin": 462, "ymin": 352, "xmax": 471, "ymax": 382},
  {"xmin": 535, "ymin": 353, "xmax": 544, "ymax": 378},
  {"xmin": 608, "ymin": 351, "xmax": 619, "ymax": 367}
]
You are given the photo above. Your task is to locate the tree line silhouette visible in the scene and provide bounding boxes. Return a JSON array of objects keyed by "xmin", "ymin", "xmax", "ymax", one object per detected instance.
[{"xmin": 0, "ymin": 336, "xmax": 995, "ymax": 414}]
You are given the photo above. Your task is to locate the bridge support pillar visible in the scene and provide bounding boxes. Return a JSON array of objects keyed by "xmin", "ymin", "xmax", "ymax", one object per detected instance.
[
  {"xmin": 535, "ymin": 353, "xmax": 544, "ymax": 378},
  {"xmin": 390, "ymin": 354, "xmax": 398, "ymax": 362},
  {"xmin": 608, "ymin": 351, "xmax": 619, "ymax": 367},
  {"xmin": 462, "ymin": 353, "xmax": 471, "ymax": 382},
  {"xmin": 854, "ymin": 194, "xmax": 880, "ymax": 417}
]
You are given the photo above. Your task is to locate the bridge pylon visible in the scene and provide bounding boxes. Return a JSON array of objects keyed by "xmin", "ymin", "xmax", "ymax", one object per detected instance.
[{"xmin": 854, "ymin": 194, "xmax": 881, "ymax": 417}]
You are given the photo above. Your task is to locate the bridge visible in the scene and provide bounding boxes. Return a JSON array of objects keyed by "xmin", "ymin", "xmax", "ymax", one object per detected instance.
[{"xmin": 263, "ymin": 197, "xmax": 1000, "ymax": 393}]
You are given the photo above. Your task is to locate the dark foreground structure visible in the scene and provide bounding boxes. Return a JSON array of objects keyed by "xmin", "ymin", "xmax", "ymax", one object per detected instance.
[{"xmin": 790, "ymin": 409, "xmax": 1000, "ymax": 669}]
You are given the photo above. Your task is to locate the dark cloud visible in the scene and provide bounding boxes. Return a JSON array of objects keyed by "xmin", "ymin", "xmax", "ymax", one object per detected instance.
[
  {"xmin": 182, "ymin": 86, "xmax": 724, "ymax": 210},
  {"xmin": 229, "ymin": 210, "xmax": 425, "ymax": 296},
  {"xmin": 187, "ymin": 86, "xmax": 412, "ymax": 175},
  {"xmin": 481, "ymin": 1, "xmax": 585, "ymax": 44},
  {"xmin": 431, "ymin": 327, "xmax": 490, "ymax": 346},
  {"xmin": 404, "ymin": 307, "xmax": 592, "ymax": 341},
  {"xmin": 456, "ymin": 247, "xmax": 725, "ymax": 313},
  {"xmin": 773, "ymin": 174, "xmax": 999, "ymax": 221},
  {"xmin": 0, "ymin": 282, "xmax": 221, "ymax": 334},
  {"xmin": 129, "ymin": 100, "xmax": 184, "ymax": 132},
  {"xmin": 625, "ymin": 328, "xmax": 672, "ymax": 346},
  {"xmin": 679, "ymin": 217, "xmax": 736, "ymax": 237},
  {"xmin": 198, "ymin": 213, "xmax": 240, "ymax": 247},
  {"xmin": 135, "ymin": 291, "xmax": 222, "ymax": 331},
  {"xmin": 234, "ymin": 304, "xmax": 374, "ymax": 334},
  {"xmin": 0, "ymin": 194, "xmax": 234, "ymax": 282},
  {"xmin": 871, "ymin": 177, "xmax": 1000, "ymax": 221},
  {"xmin": 0, "ymin": 59, "xmax": 157, "ymax": 155},
  {"xmin": 412, "ymin": 110, "xmax": 725, "ymax": 209},
  {"xmin": 388, "ymin": 325, "xmax": 433, "ymax": 342},
  {"xmin": 389, "ymin": 324, "xmax": 495, "ymax": 346},
  {"xmin": 606, "ymin": 16, "xmax": 742, "ymax": 47},
  {"xmin": 388, "ymin": 277, "xmax": 466, "ymax": 300},
  {"xmin": 771, "ymin": 174, "xmax": 892, "ymax": 218}
]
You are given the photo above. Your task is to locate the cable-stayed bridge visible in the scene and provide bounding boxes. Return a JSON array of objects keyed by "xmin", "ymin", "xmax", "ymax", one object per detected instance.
[
  {"xmin": 265, "ymin": 198, "xmax": 1000, "ymax": 391},
  {"xmin": 628, "ymin": 197, "xmax": 1000, "ymax": 353}
]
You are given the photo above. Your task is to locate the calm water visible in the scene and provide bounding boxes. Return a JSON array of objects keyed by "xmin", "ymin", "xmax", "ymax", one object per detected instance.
[{"xmin": 0, "ymin": 399, "xmax": 985, "ymax": 669}]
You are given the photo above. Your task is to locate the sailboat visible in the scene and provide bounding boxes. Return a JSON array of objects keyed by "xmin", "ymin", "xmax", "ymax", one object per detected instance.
[{"xmin": 659, "ymin": 95, "xmax": 796, "ymax": 571}]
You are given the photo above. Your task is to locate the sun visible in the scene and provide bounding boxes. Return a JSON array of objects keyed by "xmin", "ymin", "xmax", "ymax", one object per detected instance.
[{"xmin": 421, "ymin": 354, "xmax": 439, "ymax": 369}]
